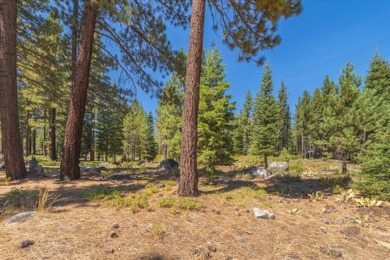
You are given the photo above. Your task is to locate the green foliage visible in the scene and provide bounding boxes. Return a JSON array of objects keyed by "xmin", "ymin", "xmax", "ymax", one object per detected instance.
[
  {"xmin": 277, "ymin": 82, "xmax": 291, "ymax": 153},
  {"xmin": 123, "ymin": 101, "xmax": 157, "ymax": 162},
  {"xmin": 159, "ymin": 197, "xmax": 175, "ymax": 208},
  {"xmin": 197, "ymin": 47, "xmax": 236, "ymax": 173},
  {"xmin": 319, "ymin": 174, "xmax": 349, "ymax": 188},
  {"xmin": 355, "ymin": 197, "xmax": 383, "ymax": 208},
  {"xmin": 251, "ymin": 64, "xmax": 279, "ymax": 166},
  {"xmin": 233, "ymin": 91, "xmax": 253, "ymax": 155},
  {"xmin": 288, "ymin": 165, "xmax": 304, "ymax": 173},
  {"xmin": 336, "ymin": 189, "xmax": 355, "ymax": 203},
  {"xmin": 156, "ymin": 75, "xmax": 184, "ymax": 161}
]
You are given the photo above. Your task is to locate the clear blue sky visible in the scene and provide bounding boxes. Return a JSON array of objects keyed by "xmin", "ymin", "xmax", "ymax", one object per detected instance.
[{"xmin": 128, "ymin": 0, "xmax": 390, "ymax": 115}]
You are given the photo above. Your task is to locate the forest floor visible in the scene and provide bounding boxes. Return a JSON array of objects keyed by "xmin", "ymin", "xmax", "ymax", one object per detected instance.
[{"xmin": 0, "ymin": 159, "xmax": 389, "ymax": 259}]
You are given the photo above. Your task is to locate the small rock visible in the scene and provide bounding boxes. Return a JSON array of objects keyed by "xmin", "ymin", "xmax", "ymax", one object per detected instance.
[
  {"xmin": 225, "ymin": 256, "xmax": 233, "ymax": 260},
  {"xmin": 110, "ymin": 231, "xmax": 118, "ymax": 238},
  {"xmin": 235, "ymin": 207, "xmax": 240, "ymax": 211},
  {"xmin": 156, "ymin": 183, "xmax": 165, "ymax": 188},
  {"xmin": 6, "ymin": 211, "xmax": 37, "ymax": 226},
  {"xmin": 322, "ymin": 205, "xmax": 337, "ymax": 214},
  {"xmin": 203, "ymin": 251, "xmax": 212, "ymax": 259},
  {"xmin": 319, "ymin": 227, "xmax": 327, "ymax": 233},
  {"xmin": 20, "ymin": 239, "xmax": 34, "ymax": 249},
  {"xmin": 320, "ymin": 247, "xmax": 342, "ymax": 258},
  {"xmin": 250, "ymin": 167, "xmax": 269, "ymax": 178},
  {"xmin": 290, "ymin": 208, "xmax": 301, "ymax": 215},
  {"xmin": 193, "ymin": 246, "xmax": 204, "ymax": 256},
  {"xmin": 253, "ymin": 208, "xmax": 275, "ymax": 219},
  {"xmin": 207, "ymin": 242, "xmax": 217, "ymax": 252},
  {"xmin": 246, "ymin": 209, "xmax": 250, "ymax": 213},
  {"xmin": 209, "ymin": 228, "xmax": 216, "ymax": 235},
  {"xmin": 112, "ymin": 223, "xmax": 120, "ymax": 229},
  {"xmin": 212, "ymin": 208, "xmax": 221, "ymax": 214},
  {"xmin": 236, "ymin": 212, "xmax": 241, "ymax": 216}
]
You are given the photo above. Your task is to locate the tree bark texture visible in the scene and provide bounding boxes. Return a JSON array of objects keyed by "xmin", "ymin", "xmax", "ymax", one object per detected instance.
[
  {"xmin": 60, "ymin": 0, "xmax": 97, "ymax": 180},
  {"xmin": 0, "ymin": 0, "xmax": 27, "ymax": 179},
  {"xmin": 178, "ymin": 0, "xmax": 205, "ymax": 197},
  {"xmin": 50, "ymin": 107, "xmax": 57, "ymax": 160}
]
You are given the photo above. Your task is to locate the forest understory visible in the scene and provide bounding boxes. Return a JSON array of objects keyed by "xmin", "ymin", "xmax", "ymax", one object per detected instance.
[{"xmin": 1, "ymin": 158, "xmax": 389, "ymax": 260}]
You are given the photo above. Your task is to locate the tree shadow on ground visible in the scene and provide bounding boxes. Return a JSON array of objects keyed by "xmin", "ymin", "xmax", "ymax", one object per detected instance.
[
  {"xmin": 200, "ymin": 169, "xmax": 352, "ymax": 199},
  {"xmin": 0, "ymin": 168, "xmax": 177, "ymax": 211}
]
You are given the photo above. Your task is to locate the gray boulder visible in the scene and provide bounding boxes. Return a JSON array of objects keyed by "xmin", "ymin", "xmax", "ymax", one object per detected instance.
[
  {"xmin": 250, "ymin": 167, "xmax": 269, "ymax": 178},
  {"xmin": 268, "ymin": 161, "xmax": 289, "ymax": 175},
  {"xmin": 5, "ymin": 211, "xmax": 37, "ymax": 226},
  {"xmin": 159, "ymin": 159, "xmax": 178, "ymax": 171}
]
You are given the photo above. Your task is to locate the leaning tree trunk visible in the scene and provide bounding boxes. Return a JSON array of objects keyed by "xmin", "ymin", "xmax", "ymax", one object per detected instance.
[
  {"xmin": 178, "ymin": 0, "xmax": 205, "ymax": 197},
  {"xmin": 264, "ymin": 153, "xmax": 268, "ymax": 170},
  {"xmin": 60, "ymin": 1, "xmax": 98, "ymax": 180},
  {"xmin": 0, "ymin": 0, "xmax": 27, "ymax": 180}
]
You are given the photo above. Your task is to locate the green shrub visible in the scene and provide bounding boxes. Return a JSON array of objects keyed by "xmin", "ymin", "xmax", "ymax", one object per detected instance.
[
  {"xmin": 288, "ymin": 165, "xmax": 304, "ymax": 173},
  {"xmin": 159, "ymin": 197, "xmax": 175, "ymax": 208}
]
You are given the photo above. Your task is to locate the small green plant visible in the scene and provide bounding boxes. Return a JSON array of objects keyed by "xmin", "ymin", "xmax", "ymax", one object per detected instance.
[
  {"xmin": 355, "ymin": 197, "xmax": 383, "ymax": 208},
  {"xmin": 36, "ymin": 188, "xmax": 60, "ymax": 212},
  {"xmin": 288, "ymin": 165, "xmax": 304, "ymax": 174},
  {"xmin": 152, "ymin": 223, "xmax": 166, "ymax": 237},
  {"xmin": 139, "ymin": 165, "xmax": 147, "ymax": 171},
  {"xmin": 159, "ymin": 197, "xmax": 175, "ymax": 208},
  {"xmin": 261, "ymin": 200, "xmax": 273, "ymax": 208},
  {"xmin": 332, "ymin": 185, "xmax": 344, "ymax": 194},
  {"xmin": 336, "ymin": 189, "xmax": 355, "ymax": 203},
  {"xmin": 170, "ymin": 206, "xmax": 181, "ymax": 215},
  {"xmin": 355, "ymin": 213, "xmax": 370, "ymax": 227},
  {"xmin": 144, "ymin": 183, "xmax": 158, "ymax": 195},
  {"xmin": 177, "ymin": 197, "xmax": 200, "ymax": 210},
  {"xmin": 308, "ymin": 191, "xmax": 324, "ymax": 202},
  {"xmin": 159, "ymin": 180, "xmax": 176, "ymax": 187},
  {"xmin": 279, "ymin": 148, "xmax": 291, "ymax": 162},
  {"xmin": 84, "ymin": 187, "xmax": 121, "ymax": 200}
]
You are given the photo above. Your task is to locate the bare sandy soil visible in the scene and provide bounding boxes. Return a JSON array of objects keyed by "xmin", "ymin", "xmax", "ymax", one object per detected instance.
[{"xmin": 0, "ymin": 164, "xmax": 389, "ymax": 260}]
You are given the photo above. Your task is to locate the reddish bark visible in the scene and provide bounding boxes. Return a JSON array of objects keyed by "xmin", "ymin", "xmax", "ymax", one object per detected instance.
[
  {"xmin": 178, "ymin": 0, "xmax": 206, "ymax": 197},
  {"xmin": 60, "ymin": 1, "xmax": 98, "ymax": 180},
  {"xmin": 0, "ymin": 0, "xmax": 27, "ymax": 179}
]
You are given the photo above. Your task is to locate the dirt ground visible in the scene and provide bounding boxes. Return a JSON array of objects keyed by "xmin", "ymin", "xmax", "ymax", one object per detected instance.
[{"xmin": 0, "ymin": 163, "xmax": 389, "ymax": 260}]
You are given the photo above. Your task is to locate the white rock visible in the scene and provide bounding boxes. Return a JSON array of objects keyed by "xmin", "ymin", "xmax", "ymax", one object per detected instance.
[{"xmin": 253, "ymin": 207, "xmax": 275, "ymax": 219}]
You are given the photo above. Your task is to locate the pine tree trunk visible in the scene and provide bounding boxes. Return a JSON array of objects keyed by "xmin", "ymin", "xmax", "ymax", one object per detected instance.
[
  {"xmin": 264, "ymin": 153, "xmax": 268, "ymax": 170},
  {"xmin": 43, "ymin": 109, "xmax": 47, "ymax": 156},
  {"xmin": 50, "ymin": 107, "xmax": 57, "ymax": 160},
  {"xmin": 341, "ymin": 151, "xmax": 347, "ymax": 173},
  {"xmin": 72, "ymin": 0, "xmax": 79, "ymax": 88},
  {"xmin": 25, "ymin": 111, "xmax": 31, "ymax": 156},
  {"xmin": 0, "ymin": 0, "xmax": 27, "ymax": 179},
  {"xmin": 178, "ymin": 0, "xmax": 205, "ymax": 197},
  {"xmin": 60, "ymin": 1, "xmax": 98, "ymax": 180},
  {"xmin": 90, "ymin": 109, "xmax": 95, "ymax": 161},
  {"xmin": 32, "ymin": 129, "xmax": 36, "ymax": 155},
  {"xmin": 301, "ymin": 133, "xmax": 304, "ymax": 158}
]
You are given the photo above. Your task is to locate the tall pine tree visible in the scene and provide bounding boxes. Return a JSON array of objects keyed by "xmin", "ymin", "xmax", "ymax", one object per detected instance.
[{"xmin": 251, "ymin": 64, "xmax": 278, "ymax": 169}]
